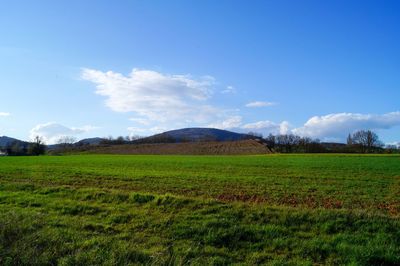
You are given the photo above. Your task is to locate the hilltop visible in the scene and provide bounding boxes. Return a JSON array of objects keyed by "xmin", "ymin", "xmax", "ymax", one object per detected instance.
[
  {"xmin": 133, "ymin": 128, "xmax": 257, "ymax": 144},
  {"xmin": 0, "ymin": 136, "xmax": 31, "ymax": 150},
  {"xmin": 0, "ymin": 136, "xmax": 29, "ymax": 148}
]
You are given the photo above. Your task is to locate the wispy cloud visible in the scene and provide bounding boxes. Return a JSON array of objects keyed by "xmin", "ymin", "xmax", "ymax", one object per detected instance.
[
  {"xmin": 30, "ymin": 122, "xmax": 98, "ymax": 144},
  {"xmin": 0, "ymin": 112, "xmax": 10, "ymax": 117},
  {"xmin": 208, "ymin": 116, "xmax": 242, "ymax": 129},
  {"xmin": 128, "ymin": 126, "xmax": 166, "ymax": 136},
  {"xmin": 127, "ymin": 127, "xmax": 148, "ymax": 136},
  {"xmin": 245, "ymin": 101, "xmax": 276, "ymax": 108},
  {"xmin": 129, "ymin": 118, "xmax": 151, "ymax": 125},
  {"xmin": 221, "ymin": 85, "xmax": 237, "ymax": 94}
]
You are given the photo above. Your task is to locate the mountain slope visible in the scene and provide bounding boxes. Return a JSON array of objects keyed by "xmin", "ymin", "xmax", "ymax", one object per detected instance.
[
  {"xmin": 76, "ymin": 137, "xmax": 105, "ymax": 146},
  {"xmin": 0, "ymin": 136, "xmax": 28, "ymax": 148},
  {"xmin": 135, "ymin": 128, "xmax": 255, "ymax": 144}
]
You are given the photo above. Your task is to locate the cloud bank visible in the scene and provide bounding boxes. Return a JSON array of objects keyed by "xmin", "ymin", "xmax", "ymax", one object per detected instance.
[
  {"xmin": 292, "ymin": 112, "xmax": 400, "ymax": 140},
  {"xmin": 225, "ymin": 112, "xmax": 400, "ymax": 141},
  {"xmin": 30, "ymin": 123, "xmax": 97, "ymax": 144}
]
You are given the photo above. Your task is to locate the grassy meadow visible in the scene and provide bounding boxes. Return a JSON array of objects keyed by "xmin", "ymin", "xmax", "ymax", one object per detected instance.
[{"xmin": 0, "ymin": 154, "xmax": 399, "ymax": 265}]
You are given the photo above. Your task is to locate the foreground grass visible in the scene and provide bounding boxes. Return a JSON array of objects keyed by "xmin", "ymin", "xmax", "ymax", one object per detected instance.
[{"xmin": 0, "ymin": 154, "xmax": 399, "ymax": 265}]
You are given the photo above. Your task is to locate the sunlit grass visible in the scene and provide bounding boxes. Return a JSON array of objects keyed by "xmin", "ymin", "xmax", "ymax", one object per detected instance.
[{"xmin": 0, "ymin": 154, "xmax": 399, "ymax": 265}]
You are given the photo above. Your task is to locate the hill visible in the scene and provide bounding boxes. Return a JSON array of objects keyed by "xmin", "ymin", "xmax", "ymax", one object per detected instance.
[
  {"xmin": 0, "ymin": 136, "xmax": 29, "ymax": 148},
  {"xmin": 75, "ymin": 137, "xmax": 105, "ymax": 146},
  {"xmin": 134, "ymin": 127, "xmax": 256, "ymax": 144}
]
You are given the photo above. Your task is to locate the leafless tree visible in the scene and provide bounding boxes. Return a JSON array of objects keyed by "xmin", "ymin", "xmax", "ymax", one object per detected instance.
[
  {"xmin": 28, "ymin": 136, "xmax": 46, "ymax": 155},
  {"xmin": 57, "ymin": 136, "xmax": 76, "ymax": 146},
  {"xmin": 351, "ymin": 130, "xmax": 382, "ymax": 153},
  {"xmin": 385, "ymin": 144, "xmax": 399, "ymax": 154},
  {"xmin": 275, "ymin": 134, "xmax": 301, "ymax": 152},
  {"xmin": 346, "ymin": 133, "xmax": 353, "ymax": 145},
  {"xmin": 56, "ymin": 136, "xmax": 76, "ymax": 152}
]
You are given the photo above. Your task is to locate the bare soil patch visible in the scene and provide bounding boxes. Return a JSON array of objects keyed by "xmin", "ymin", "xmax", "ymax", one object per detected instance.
[{"xmin": 87, "ymin": 139, "xmax": 271, "ymax": 155}]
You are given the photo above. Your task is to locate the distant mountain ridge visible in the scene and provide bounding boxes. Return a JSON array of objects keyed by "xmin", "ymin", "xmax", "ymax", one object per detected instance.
[
  {"xmin": 1, "ymin": 136, "xmax": 106, "ymax": 150},
  {"xmin": 0, "ymin": 136, "xmax": 29, "ymax": 148}
]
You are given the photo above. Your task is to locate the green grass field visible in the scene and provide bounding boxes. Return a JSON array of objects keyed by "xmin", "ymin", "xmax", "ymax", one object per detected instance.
[{"xmin": 0, "ymin": 154, "xmax": 399, "ymax": 265}]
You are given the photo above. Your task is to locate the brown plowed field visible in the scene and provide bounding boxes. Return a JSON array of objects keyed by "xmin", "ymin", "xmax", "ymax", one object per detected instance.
[{"xmin": 87, "ymin": 139, "xmax": 271, "ymax": 155}]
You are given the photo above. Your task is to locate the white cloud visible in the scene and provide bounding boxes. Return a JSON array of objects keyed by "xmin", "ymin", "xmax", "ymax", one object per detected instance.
[
  {"xmin": 149, "ymin": 126, "xmax": 168, "ymax": 134},
  {"xmin": 240, "ymin": 112, "xmax": 400, "ymax": 141},
  {"xmin": 245, "ymin": 101, "xmax": 276, "ymax": 108},
  {"xmin": 127, "ymin": 126, "xmax": 168, "ymax": 136},
  {"xmin": 208, "ymin": 116, "xmax": 242, "ymax": 129},
  {"xmin": 129, "ymin": 117, "xmax": 151, "ymax": 125},
  {"xmin": 0, "ymin": 112, "xmax": 10, "ymax": 117},
  {"xmin": 207, "ymin": 117, "xmax": 290, "ymax": 136},
  {"xmin": 221, "ymin": 85, "xmax": 237, "ymax": 94},
  {"xmin": 292, "ymin": 112, "xmax": 400, "ymax": 140},
  {"xmin": 242, "ymin": 120, "xmax": 290, "ymax": 135},
  {"xmin": 127, "ymin": 127, "xmax": 148, "ymax": 137},
  {"xmin": 386, "ymin": 141, "xmax": 400, "ymax": 147},
  {"xmin": 30, "ymin": 122, "xmax": 97, "ymax": 144},
  {"xmin": 279, "ymin": 121, "xmax": 291, "ymax": 135},
  {"xmin": 82, "ymin": 68, "xmax": 220, "ymax": 124}
]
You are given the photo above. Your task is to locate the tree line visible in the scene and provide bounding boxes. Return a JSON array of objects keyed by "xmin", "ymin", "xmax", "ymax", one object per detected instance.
[{"xmin": 256, "ymin": 130, "xmax": 398, "ymax": 153}]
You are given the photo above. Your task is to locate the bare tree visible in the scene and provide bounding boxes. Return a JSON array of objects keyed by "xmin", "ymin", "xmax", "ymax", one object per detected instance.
[
  {"xmin": 265, "ymin": 134, "xmax": 276, "ymax": 149},
  {"xmin": 351, "ymin": 130, "xmax": 382, "ymax": 153},
  {"xmin": 57, "ymin": 136, "xmax": 76, "ymax": 146},
  {"xmin": 346, "ymin": 133, "xmax": 353, "ymax": 145},
  {"xmin": 275, "ymin": 134, "xmax": 300, "ymax": 153},
  {"xmin": 129, "ymin": 135, "xmax": 143, "ymax": 142},
  {"xmin": 28, "ymin": 136, "xmax": 46, "ymax": 155},
  {"xmin": 385, "ymin": 144, "xmax": 399, "ymax": 154},
  {"xmin": 56, "ymin": 136, "xmax": 76, "ymax": 152}
]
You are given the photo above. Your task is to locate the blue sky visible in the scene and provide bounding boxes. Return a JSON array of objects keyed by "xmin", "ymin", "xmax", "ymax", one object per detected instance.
[{"xmin": 1, "ymin": 0, "xmax": 399, "ymax": 144}]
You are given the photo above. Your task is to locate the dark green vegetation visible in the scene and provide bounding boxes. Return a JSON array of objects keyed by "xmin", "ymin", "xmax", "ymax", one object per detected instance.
[{"xmin": 0, "ymin": 154, "xmax": 399, "ymax": 265}]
